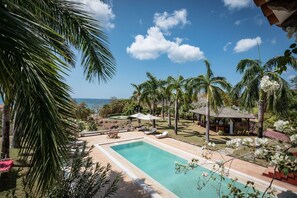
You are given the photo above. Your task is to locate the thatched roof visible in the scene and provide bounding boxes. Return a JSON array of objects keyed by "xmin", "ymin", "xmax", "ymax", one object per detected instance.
[{"xmin": 190, "ymin": 106, "xmax": 256, "ymax": 119}]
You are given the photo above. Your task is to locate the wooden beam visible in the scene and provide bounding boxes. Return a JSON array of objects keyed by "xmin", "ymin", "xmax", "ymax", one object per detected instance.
[
  {"xmin": 261, "ymin": 3, "xmax": 274, "ymax": 17},
  {"xmin": 267, "ymin": 14, "xmax": 279, "ymax": 25},
  {"xmin": 253, "ymin": 0, "xmax": 266, "ymax": 7}
]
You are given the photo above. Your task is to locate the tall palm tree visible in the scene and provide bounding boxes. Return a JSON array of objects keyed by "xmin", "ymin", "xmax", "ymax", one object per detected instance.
[
  {"xmin": 131, "ymin": 83, "xmax": 143, "ymax": 125},
  {"xmin": 232, "ymin": 57, "xmax": 296, "ymax": 138},
  {"xmin": 164, "ymin": 78, "xmax": 173, "ymax": 127},
  {"xmin": 157, "ymin": 80, "xmax": 167, "ymax": 120},
  {"xmin": 0, "ymin": 0, "xmax": 115, "ymax": 194},
  {"xmin": 142, "ymin": 72, "xmax": 160, "ymax": 128},
  {"xmin": 167, "ymin": 75, "xmax": 185, "ymax": 135},
  {"xmin": 190, "ymin": 60, "xmax": 231, "ymax": 142},
  {"xmin": 131, "ymin": 83, "xmax": 143, "ymax": 113}
]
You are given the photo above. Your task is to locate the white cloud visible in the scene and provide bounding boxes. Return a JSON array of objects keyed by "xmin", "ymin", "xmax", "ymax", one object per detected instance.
[
  {"xmin": 127, "ymin": 9, "xmax": 204, "ymax": 63},
  {"xmin": 223, "ymin": 0, "xmax": 251, "ymax": 10},
  {"xmin": 168, "ymin": 43, "xmax": 204, "ymax": 63},
  {"xmin": 153, "ymin": 9, "xmax": 189, "ymax": 31},
  {"xmin": 73, "ymin": 0, "xmax": 115, "ymax": 29},
  {"xmin": 126, "ymin": 27, "xmax": 172, "ymax": 60},
  {"xmin": 288, "ymin": 75, "xmax": 296, "ymax": 80},
  {"xmin": 223, "ymin": 42, "xmax": 232, "ymax": 51},
  {"xmin": 234, "ymin": 37, "xmax": 262, "ymax": 53}
]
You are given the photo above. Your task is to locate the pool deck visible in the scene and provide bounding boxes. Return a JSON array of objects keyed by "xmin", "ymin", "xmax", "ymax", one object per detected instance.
[{"xmin": 80, "ymin": 132, "xmax": 297, "ymax": 197}]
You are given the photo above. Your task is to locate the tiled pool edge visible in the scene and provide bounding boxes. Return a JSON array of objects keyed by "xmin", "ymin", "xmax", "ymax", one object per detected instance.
[
  {"xmin": 95, "ymin": 141, "xmax": 163, "ymax": 198},
  {"xmin": 95, "ymin": 136, "xmax": 293, "ymax": 196},
  {"xmin": 145, "ymin": 137, "xmax": 290, "ymax": 193}
]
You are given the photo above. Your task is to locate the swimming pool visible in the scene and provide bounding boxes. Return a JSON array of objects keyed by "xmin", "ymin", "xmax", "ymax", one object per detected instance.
[{"xmin": 111, "ymin": 141, "xmax": 253, "ymax": 197}]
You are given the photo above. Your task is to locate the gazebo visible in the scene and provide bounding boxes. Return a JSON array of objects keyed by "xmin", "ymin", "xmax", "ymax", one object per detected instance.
[{"xmin": 190, "ymin": 107, "xmax": 256, "ymax": 135}]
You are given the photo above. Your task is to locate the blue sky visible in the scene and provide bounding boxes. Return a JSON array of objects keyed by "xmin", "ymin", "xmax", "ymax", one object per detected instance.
[{"xmin": 66, "ymin": 0, "xmax": 296, "ymax": 99}]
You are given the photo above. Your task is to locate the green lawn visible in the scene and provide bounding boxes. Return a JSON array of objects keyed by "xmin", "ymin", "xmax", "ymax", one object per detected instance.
[{"xmin": 0, "ymin": 140, "xmax": 27, "ymax": 197}]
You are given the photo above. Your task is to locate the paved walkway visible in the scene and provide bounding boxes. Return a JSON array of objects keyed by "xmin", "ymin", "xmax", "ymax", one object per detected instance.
[{"xmin": 80, "ymin": 131, "xmax": 297, "ymax": 197}]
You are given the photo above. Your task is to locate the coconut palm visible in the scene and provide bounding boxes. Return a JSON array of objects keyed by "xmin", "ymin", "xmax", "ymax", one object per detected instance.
[
  {"xmin": 167, "ymin": 75, "xmax": 185, "ymax": 135},
  {"xmin": 0, "ymin": 0, "xmax": 115, "ymax": 194},
  {"xmin": 190, "ymin": 60, "xmax": 231, "ymax": 142},
  {"xmin": 141, "ymin": 73, "xmax": 161, "ymax": 128},
  {"xmin": 232, "ymin": 57, "xmax": 296, "ymax": 138},
  {"xmin": 131, "ymin": 83, "xmax": 143, "ymax": 113}
]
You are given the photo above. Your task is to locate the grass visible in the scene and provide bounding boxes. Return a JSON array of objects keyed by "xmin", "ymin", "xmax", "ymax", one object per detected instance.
[{"xmin": 0, "ymin": 140, "xmax": 27, "ymax": 197}]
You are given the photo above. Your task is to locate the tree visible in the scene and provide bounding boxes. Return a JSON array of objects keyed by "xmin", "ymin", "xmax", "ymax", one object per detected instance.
[
  {"xmin": 131, "ymin": 83, "xmax": 143, "ymax": 113},
  {"xmin": 190, "ymin": 60, "xmax": 231, "ymax": 142},
  {"xmin": 232, "ymin": 56, "xmax": 296, "ymax": 138},
  {"xmin": 0, "ymin": 0, "xmax": 115, "ymax": 194},
  {"xmin": 141, "ymin": 72, "xmax": 162, "ymax": 128},
  {"xmin": 167, "ymin": 76, "xmax": 185, "ymax": 135}
]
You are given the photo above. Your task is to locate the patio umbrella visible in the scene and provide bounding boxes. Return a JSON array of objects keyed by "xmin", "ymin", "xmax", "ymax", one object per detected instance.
[
  {"xmin": 129, "ymin": 112, "xmax": 146, "ymax": 119},
  {"xmin": 140, "ymin": 114, "xmax": 160, "ymax": 121}
]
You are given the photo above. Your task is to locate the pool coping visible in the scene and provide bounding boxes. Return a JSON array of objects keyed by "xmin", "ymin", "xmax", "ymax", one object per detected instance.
[{"xmin": 95, "ymin": 136, "xmax": 294, "ymax": 197}]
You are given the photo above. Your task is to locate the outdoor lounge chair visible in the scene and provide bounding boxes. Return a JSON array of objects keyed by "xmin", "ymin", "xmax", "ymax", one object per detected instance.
[
  {"xmin": 144, "ymin": 128, "xmax": 157, "ymax": 135},
  {"xmin": 136, "ymin": 126, "xmax": 146, "ymax": 131},
  {"xmin": 155, "ymin": 131, "xmax": 169, "ymax": 139},
  {"xmin": 0, "ymin": 159, "xmax": 13, "ymax": 173}
]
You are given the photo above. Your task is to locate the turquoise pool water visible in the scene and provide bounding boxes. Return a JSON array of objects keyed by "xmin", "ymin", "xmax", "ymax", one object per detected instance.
[{"xmin": 111, "ymin": 141, "xmax": 254, "ymax": 198}]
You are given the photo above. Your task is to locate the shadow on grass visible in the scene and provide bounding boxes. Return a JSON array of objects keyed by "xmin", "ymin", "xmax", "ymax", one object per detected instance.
[{"xmin": 0, "ymin": 169, "xmax": 20, "ymax": 192}]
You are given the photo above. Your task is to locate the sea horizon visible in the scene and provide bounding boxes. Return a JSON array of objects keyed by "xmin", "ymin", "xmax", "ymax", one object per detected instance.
[{"xmin": 0, "ymin": 98, "xmax": 111, "ymax": 110}]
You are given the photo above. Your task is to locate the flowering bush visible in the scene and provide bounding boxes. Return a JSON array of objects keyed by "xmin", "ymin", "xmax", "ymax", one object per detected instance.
[
  {"xmin": 273, "ymin": 120, "xmax": 290, "ymax": 132},
  {"xmin": 260, "ymin": 76, "xmax": 280, "ymax": 92}
]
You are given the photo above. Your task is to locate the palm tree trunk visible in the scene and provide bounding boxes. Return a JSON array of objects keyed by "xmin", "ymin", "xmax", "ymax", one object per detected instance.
[
  {"xmin": 174, "ymin": 99, "xmax": 178, "ymax": 135},
  {"xmin": 258, "ymin": 99, "xmax": 264, "ymax": 138},
  {"xmin": 1, "ymin": 104, "xmax": 10, "ymax": 158},
  {"xmin": 137, "ymin": 98, "xmax": 141, "ymax": 125},
  {"xmin": 168, "ymin": 100, "xmax": 172, "ymax": 127},
  {"xmin": 161, "ymin": 98, "xmax": 165, "ymax": 120},
  {"xmin": 205, "ymin": 100, "xmax": 210, "ymax": 143},
  {"xmin": 12, "ymin": 115, "xmax": 21, "ymax": 148},
  {"xmin": 152, "ymin": 100, "xmax": 156, "ymax": 128}
]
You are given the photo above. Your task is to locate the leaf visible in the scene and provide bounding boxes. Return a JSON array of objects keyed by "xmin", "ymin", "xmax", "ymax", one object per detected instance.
[
  {"xmin": 289, "ymin": 43, "xmax": 296, "ymax": 48},
  {"xmin": 292, "ymin": 48, "xmax": 297, "ymax": 54},
  {"xmin": 284, "ymin": 49, "xmax": 291, "ymax": 57}
]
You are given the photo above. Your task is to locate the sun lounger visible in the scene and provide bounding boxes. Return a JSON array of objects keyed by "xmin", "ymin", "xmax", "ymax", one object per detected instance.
[
  {"xmin": 137, "ymin": 126, "xmax": 146, "ymax": 131},
  {"xmin": 144, "ymin": 128, "xmax": 157, "ymax": 135},
  {"xmin": 155, "ymin": 131, "xmax": 169, "ymax": 139},
  {"xmin": 0, "ymin": 159, "xmax": 13, "ymax": 173}
]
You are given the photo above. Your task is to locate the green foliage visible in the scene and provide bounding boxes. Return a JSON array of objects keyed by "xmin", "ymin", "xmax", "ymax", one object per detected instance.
[
  {"xmin": 75, "ymin": 102, "xmax": 94, "ymax": 121},
  {"xmin": 122, "ymin": 101, "xmax": 138, "ymax": 116},
  {"xmin": 45, "ymin": 143, "xmax": 119, "ymax": 198},
  {"xmin": 86, "ymin": 118, "xmax": 98, "ymax": 131},
  {"xmin": 99, "ymin": 99, "xmax": 129, "ymax": 118}
]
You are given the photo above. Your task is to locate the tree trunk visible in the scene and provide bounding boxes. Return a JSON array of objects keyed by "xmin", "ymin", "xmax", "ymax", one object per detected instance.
[
  {"xmin": 168, "ymin": 101, "xmax": 172, "ymax": 127},
  {"xmin": 1, "ymin": 104, "xmax": 10, "ymax": 158},
  {"xmin": 12, "ymin": 117, "xmax": 21, "ymax": 148},
  {"xmin": 137, "ymin": 98, "xmax": 141, "ymax": 126},
  {"xmin": 205, "ymin": 100, "xmax": 210, "ymax": 143},
  {"xmin": 258, "ymin": 100, "xmax": 264, "ymax": 138},
  {"xmin": 161, "ymin": 98, "xmax": 165, "ymax": 120},
  {"xmin": 152, "ymin": 100, "xmax": 156, "ymax": 128},
  {"xmin": 174, "ymin": 99, "xmax": 178, "ymax": 135}
]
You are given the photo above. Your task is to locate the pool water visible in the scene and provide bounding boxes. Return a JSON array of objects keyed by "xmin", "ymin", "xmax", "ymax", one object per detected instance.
[{"xmin": 111, "ymin": 141, "xmax": 255, "ymax": 198}]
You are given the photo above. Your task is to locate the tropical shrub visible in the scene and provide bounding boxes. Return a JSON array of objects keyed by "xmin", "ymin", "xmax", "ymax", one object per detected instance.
[
  {"xmin": 75, "ymin": 102, "xmax": 94, "ymax": 121},
  {"xmin": 99, "ymin": 99, "xmax": 129, "ymax": 118}
]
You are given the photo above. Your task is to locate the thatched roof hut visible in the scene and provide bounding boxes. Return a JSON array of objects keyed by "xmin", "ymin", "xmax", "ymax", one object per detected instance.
[{"xmin": 190, "ymin": 106, "xmax": 256, "ymax": 119}]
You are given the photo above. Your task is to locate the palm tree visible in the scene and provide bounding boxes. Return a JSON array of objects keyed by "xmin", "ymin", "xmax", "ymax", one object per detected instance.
[
  {"xmin": 1, "ymin": 0, "xmax": 115, "ymax": 194},
  {"xmin": 157, "ymin": 80, "xmax": 167, "ymax": 120},
  {"xmin": 167, "ymin": 75, "xmax": 185, "ymax": 135},
  {"xmin": 142, "ymin": 72, "xmax": 161, "ymax": 128},
  {"xmin": 232, "ymin": 57, "xmax": 296, "ymax": 138},
  {"xmin": 131, "ymin": 83, "xmax": 143, "ymax": 125},
  {"xmin": 131, "ymin": 83, "xmax": 143, "ymax": 113},
  {"xmin": 190, "ymin": 60, "xmax": 231, "ymax": 142}
]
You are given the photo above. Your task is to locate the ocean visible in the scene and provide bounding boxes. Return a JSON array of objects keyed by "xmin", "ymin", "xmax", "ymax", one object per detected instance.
[
  {"xmin": 0, "ymin": 98, "xmax": 110, "ymax": 110},
  {"xmin": 73, "ymin": 98, "xmax": 110, "ymax": 110}
]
